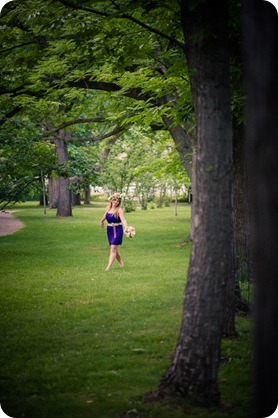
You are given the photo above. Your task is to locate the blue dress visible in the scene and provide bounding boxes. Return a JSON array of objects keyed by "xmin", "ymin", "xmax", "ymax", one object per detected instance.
[{"xmin": 106, "ymin": 212, "xmax": 123, "ymax": 245}]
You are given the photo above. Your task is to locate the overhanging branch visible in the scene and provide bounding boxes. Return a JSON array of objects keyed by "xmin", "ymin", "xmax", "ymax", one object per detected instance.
[
  {"xmin": 55, "ymin": 117, "xmax": 106, "ymax": 131},
  {"xmin": 57, "ymin": 0, "xmax": 185, "ymax": 51},
  {"xmin": 44, "ymin": 125, "xmax": 127, "ymax": 143},
  {"xmin": 0, "ymin": 106, "xmax": 22, "ymax": 126}
]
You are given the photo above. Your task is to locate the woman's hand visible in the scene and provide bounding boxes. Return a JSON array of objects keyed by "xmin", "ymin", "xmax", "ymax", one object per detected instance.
[{"xmin": 100, "ymin": 220, "xmax": 105, "ymax": 228}]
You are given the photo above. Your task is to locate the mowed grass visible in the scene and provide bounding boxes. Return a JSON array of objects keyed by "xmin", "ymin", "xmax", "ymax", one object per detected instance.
[{"xmin": 0, "ymin": 203, "xmax": 252, "ymax": 418}]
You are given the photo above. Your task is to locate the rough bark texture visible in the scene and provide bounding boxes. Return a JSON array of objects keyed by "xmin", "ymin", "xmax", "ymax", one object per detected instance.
[
  {"xmin": 243, "ymin": 1, "xmax": 278, "ymax": 417},
  {"xmin": 158, "ymin": 0, "xmax": 232, "ymax": 405}
]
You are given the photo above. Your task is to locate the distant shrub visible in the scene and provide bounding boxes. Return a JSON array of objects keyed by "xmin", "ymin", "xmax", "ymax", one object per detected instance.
[{"xmin": 124, "ymin": 198, "xmax": 137, "ymax": 212}]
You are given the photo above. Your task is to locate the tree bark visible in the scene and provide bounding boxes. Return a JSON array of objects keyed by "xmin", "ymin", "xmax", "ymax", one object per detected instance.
[
  {"xmin": 222, "ymin": 199, "xmax": 237, "ymax": 338},
  {"xmin": 72, "ymin": 192, "xmax": 81, "ymax": 206},
  {"xmin": 243, "ymin": 1, "xmax": 278, "ymax": 417},
  {"xmin": 158, "ymin": 0, "xmax": 232, "ymax": 405},
  {"xmin": 233, "ymin": 121, "xmax": 252, "ymax": 312},
  {"xmin": 48, "ymin": 174, "xmax": 59, "ymax": 209},
  {"xmin": 226, "ymin": 1, "xmax": 251, "ymax": 315},
  {"xmin": 57, "ymin": 176, "xmax": 72, "ymax": 217},
  {"xmin": 55, "ymin": 136, "xmax": 72, "ymax": 217},
  {"xmin": 84, "ymin": 185, "xmax": 91, "ymax": 204},
  {"xmin": 39, "ymin": 194, "xmax": 48, "ymax": 206}
]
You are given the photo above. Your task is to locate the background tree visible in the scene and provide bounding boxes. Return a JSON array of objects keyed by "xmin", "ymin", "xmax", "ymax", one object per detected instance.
[
  {"xmin": 0, "ymin": 0, "xmax": 195, "ymax": 181},
  {"xmin": 0, "ymin": 106, "xmax": 57, "ymax": 209},
  {"xmin": 67, "ymin": 142, "xmax": 100, "ymax": 204},
  {"xmin": 100, "ymin": 127, "xmax": 188, "ymax": 208}
]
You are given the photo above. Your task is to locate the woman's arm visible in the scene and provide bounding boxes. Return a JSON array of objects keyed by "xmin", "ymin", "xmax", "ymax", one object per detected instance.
[
  {"xmin": 119, "ymin": 208, "xmax": 128, "ymax": 230},
  {"xmin": 100, "ymin": 212, "xmax": 106, "ymax": 228}
]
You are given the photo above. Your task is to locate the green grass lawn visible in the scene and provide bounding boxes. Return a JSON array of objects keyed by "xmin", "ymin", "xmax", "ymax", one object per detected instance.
[{"xmin": 0, "ymin": 203, "xmax": 252, "ymax": 418}]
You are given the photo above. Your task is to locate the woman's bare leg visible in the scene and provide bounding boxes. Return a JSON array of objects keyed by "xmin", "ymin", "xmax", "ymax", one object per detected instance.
[
  {"xmin": 116, "ymin": 249, "xmax": 124, "ymax": 267},
  {"xmin": 106, "ymin": 245, "xmax": 117, "ymax": 270}
]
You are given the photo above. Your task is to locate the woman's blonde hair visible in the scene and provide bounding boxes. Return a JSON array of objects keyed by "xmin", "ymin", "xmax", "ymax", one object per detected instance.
[{"xmin": 106, "ymin": 193, "xmax": 122, "ymax": 218}]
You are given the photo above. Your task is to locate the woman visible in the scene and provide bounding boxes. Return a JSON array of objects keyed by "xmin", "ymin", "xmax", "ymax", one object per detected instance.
[{"xmin": 100, "ymin": 193, "xmax": 128, "ymax": 271}]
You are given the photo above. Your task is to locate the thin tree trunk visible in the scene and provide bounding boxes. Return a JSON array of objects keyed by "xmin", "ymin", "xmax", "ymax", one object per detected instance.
[
  {"xmin": 55, "ymin": 136, "xmax": 72, "ymax": 217},
  {"xmin": 229, "ymin": 0, "xmax": 252, "ymax": 314},
  {"xmin": 84, "ymin": 185, "xmax": 91, "ymax": 204},
  {"xmin": 72, "ymin": 192, "xmax": 81, "ymax": 206},
  {"xmin": 222, "ymin": 194, "xmax": 237, "ymax": 338},
  {"xmin": 233, "ymin": 117, "xmax": 252, "ymax": 312}
]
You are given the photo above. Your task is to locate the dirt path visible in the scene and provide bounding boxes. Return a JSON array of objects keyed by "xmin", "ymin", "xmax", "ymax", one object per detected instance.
[{"xmin": 0, "ymin": 211, "xmax": 25, "ymax": 236}]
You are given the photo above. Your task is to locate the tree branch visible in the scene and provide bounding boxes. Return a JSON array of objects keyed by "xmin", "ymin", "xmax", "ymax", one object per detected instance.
[
  {"xmin": 95, "ymin": 127, "xmax": 131, "ymax": 172},
  {"xmin": 44, "ymin": 125, "xmax": 127, "ymax": 143},
  {"xmin": 56, "ymin": 0, "xmax": 185, "ymax": 51},
  {"xmin": 111, "ymin": 0, "xmax": 185, "ymax": 51},
  {"xmin": 66, "ymin": 127, "xmax": 125, "ymax": 142},
  {"xmin": 67, "ymin": 79, "xmax": 152, "ymax": 101},
  {"xmin": 55, "ymin": 117, "xmax": 106, "ymax": 131},
  {"xmin": 0, "ymin": 106, "xmax": 22, "ymax": 126},
  {"xmin": 56, "ymin": 0, "xmax": 109, "ymax": 17},
  {"xmin": 0, "ymin": 75, "xmax": 152, "ymax": 103},
  {"xmin": 0, "ymin": 86, "xmax": 44, "ymax": 97},
  {"xmin": 0, "ymin": 42, "xmax": 38, "ymax": 54},
  {"xmin": 66, "ymin": 79, "xmax": 121, "ymax": 93}
]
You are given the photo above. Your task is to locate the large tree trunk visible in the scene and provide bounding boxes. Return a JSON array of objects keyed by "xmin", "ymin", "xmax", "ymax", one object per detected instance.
[
  {"xmin": 158, "ymin": 0, "xmax": 232, "ymax": 405},
  {"xmin": 243, "ymin": 1, "xmax": 278, "ymax": 417}
]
